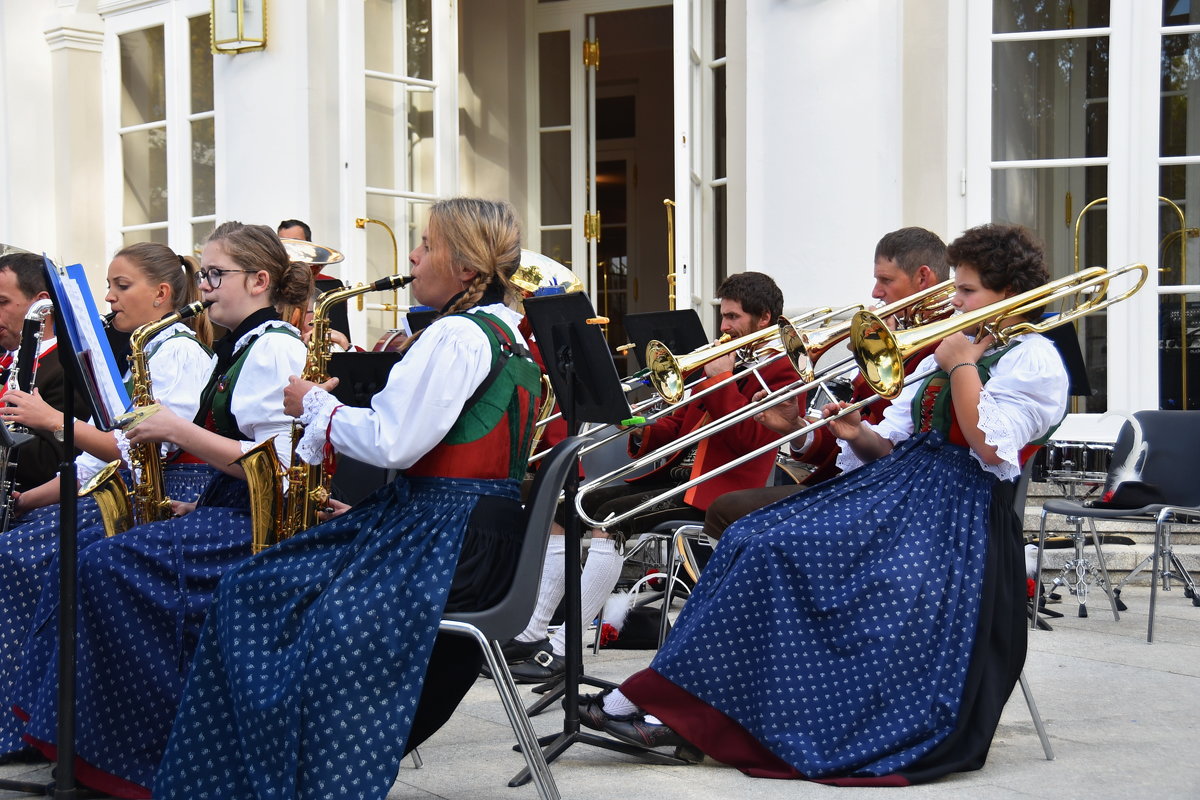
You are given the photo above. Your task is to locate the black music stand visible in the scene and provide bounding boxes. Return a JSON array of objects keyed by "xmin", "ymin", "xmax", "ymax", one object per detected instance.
[
  {"xmin": 509, "ymin": 293, "xmax": 687, "ymax": 787},
  {"xmin": 0, "ymin": 259, "xmax": 124, "ymax": 798},
  {"xmin": 326, "ymin": 352, "xmax": 403, "ymax": 505},
  {"xmin": 622, "ymin": 310, "xmax": 708, "ymax": 370}
]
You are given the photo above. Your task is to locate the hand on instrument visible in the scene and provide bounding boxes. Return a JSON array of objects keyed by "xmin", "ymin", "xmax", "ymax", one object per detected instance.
[
  {"xmin": 823, "ymin": 401, "xmax": 863, "ymax": 441},
  {"xmin": 170, "ymin": 500, "xmax": 197, "ymax": 517},
  {"xmin": 934, "ymin": 330, "xmax": 993, "ymax": 373},
  {"xmin": 124, "ymin": 404, "xmax": 182, "ymax": 445},
  {"xmin": 302, "ymin": 329, "xmax": 352, "ymax": 352},
  {"xmin": 317, "ymin": 498, "xmax": 351, "ymax": 521},
  {"xmin": 0, "ymin": 388, "xmax": 59, "ymax": 432},
  {"xmin": 752, "ymin": 389, "xmax": 805, "ymax": 435},
  {"xmin": 283, "ymin": 376, "xmax": 339, "ymax": 417},
  {"xmin": 703, "ymin": 350, "xmax": 737, "ymax": 378}
]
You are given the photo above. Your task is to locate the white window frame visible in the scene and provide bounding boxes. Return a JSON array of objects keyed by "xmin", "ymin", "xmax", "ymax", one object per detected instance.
[{"xmin": 100, "ymin": 0, "xmax": 214, "ymax": 259}]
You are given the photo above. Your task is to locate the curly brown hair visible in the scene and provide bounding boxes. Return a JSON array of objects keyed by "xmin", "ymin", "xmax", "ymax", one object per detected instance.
[{"xmin": 948, "ymin": 224, "xmax": 1049, "ymax": 320}]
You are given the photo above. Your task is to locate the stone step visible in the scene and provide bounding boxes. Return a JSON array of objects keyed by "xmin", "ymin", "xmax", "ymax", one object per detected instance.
[
  {"xmin": 1033, "ymin": 543, "xmax": 1200, "ymax": 583},
  {"xmin": 1018, "ymin": 509, "xmax": 1200, "ymax": 543}
]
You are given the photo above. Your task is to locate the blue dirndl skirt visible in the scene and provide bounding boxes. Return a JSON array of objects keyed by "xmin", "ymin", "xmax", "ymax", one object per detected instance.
[
  {"xmin": 0, "ymin": 463, "xmax": 213, "ymax": 756},
  {"xmin": 13, "ymin": 467, "xmax": 246, "ymax": 797},
  {"xmin": 627, "ymin": 431, "xmax": 1025, "ymax": 780},
  {"xmin": 155, "ymin": 474, "xmax": 521, "ymax": 800}
]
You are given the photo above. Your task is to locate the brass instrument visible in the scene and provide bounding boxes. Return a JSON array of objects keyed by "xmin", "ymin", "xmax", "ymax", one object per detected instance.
[
  {"xmin": 353, "ymin": 218, "xmax": 400, "ymax": 324},
  {"xmin": 79, "ymin": 300, "xmax": 214, "ymax": 537},
  {"xmin": 852, "ymin": 263, "xmax": 1149, "ymax": 398},
  {"xmin": 780, "ymin": 282, "xmax": 954, "ymax": 382},
  {"xmin": 663, "ymin": 199, "xmax": 677, "ymax": 310},
  {"xmin": 239, "ymin": 273, "xmax": 415, "ymax": 553},
  {"xmin": 0, "ymin": 298, "xmax": 52, "ymax": 532},
  {"xmin": 514, "ymin": 250, "xmax": 585, "ymax": 297},
  {"xmin": 527, "ymin": 375, "xmax": 556, "ymax": 456},
  {"xmin": 574, "ymin": 264, "xmax": 1148, "ymax": 530},
  {"xmin": 280, "ymin": 238, "xmax": 346, "ymax": 268}
]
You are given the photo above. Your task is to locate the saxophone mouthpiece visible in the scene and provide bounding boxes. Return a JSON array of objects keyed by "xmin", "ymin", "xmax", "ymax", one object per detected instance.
[
  {"xmin": 372, "ymin": 274, "xmax": 414, "ymax": 291},
  {"xmin": 177, "ymin": 300, "xmax": 215, "ymax": 320}
]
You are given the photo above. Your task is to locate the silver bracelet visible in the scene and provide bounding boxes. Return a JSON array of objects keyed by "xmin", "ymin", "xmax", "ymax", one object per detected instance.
[{"xmin": 948, "ymin": 362, "xmax": 978, "ymax": 379}]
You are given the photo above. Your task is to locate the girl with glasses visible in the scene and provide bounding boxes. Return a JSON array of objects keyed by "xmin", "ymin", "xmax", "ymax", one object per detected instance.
[
  {"xmin": 156, "ymin": 198, "xmax": 542, "ymax": 800},
  {"xmin": 11, "ymin": 222, "xmax": 311, "ymax": 797}
]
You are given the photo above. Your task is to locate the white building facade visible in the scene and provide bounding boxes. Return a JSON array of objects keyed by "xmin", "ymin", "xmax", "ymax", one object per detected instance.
[{"xmin": 0, "ymin": 0, "xmax": 1197, "ymax": 416}]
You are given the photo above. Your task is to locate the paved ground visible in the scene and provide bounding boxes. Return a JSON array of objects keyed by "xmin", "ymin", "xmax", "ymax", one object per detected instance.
[{"xmin": 3, "ymin": 581, "xmax": 1197, "ymax": 799}]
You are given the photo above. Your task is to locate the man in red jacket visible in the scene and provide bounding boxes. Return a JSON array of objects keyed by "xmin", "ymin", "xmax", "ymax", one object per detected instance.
[
  {"xmin": 701, "ymin": 227, "xmax": 949, "ymax": 542},
  {"xmin": 510, "ymin": 272, "xmax": 797, "ymax": 682}
]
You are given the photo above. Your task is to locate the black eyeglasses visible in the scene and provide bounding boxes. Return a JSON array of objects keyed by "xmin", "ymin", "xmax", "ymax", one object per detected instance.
[{"xmin": 196, "ymin": 267, "xmax": 258, "ymax": 288}]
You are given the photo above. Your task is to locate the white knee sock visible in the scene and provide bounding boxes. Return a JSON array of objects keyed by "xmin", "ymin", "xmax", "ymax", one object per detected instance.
[
  {"xmin": 515, "ymin": 535, "xmax": 568, "ymax": 643},
  {"xmin": 601, "ymin": 688, "xmax": 639, "ymax": 717},
  {"xmin": 549, "ymin": 536, "xmax": 623, "ymax": 657}
]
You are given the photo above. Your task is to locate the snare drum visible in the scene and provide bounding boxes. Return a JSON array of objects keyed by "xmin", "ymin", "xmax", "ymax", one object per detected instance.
[{"xmin": 1044, "ymin": 440, "xmax": 1113, "ymax": 484}]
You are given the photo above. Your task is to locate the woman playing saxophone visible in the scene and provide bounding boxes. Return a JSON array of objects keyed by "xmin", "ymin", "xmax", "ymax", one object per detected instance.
[{"xmin": 0, "ymin": 242, "xmax": 215, "ymax": 760}]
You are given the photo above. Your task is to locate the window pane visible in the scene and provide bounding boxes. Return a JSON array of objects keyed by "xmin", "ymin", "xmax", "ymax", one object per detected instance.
[
  {"xmin": 994, "ymin": 1, "xmax": 1109, "ymax": 33},
  {"xmin": 123, "ymin": 128, "xmax": 168, "ymax": 226},
  {"xmin": 189, "ymin": 15, "xmax": 213, "ymax": 114},
  {"xmin": 192, "ymin": 117, "xmax": 216, "ymax": 217},
  {"xmin": 1161, "ymin": 32, "xmax": 1199, "ymax": 158},
  {"xmin": 992, "ymin": 36, "xmax": 1109, "ymax": 161},
  {"xmin": 192, "ymin": 223, "xmax": 213, "ymax": 255},
  {"xmin": 540, "ymin": 131, "xmax": 571, "ymax": 226},
  {"xmin": 1163, "ymin": 0, "xmax": 1200, "ymax": 26},
  {"xmin": 365, "ymin": 0, "xmax": 397, "ymax": 74},
  {"xmin": 408, "ymin": 86, "xmax": 435, "ymax": 195},
  {"xmin": 1159, "ymin": 293, "xmax": 1200, "ymax": 410},
  {"xmin": 993, "ymin": 165, "xmax": 1109, "ymax": 411},
  {"xmin": 539, "ymin": 32, "xmax": 570, "ymax": 128},
  {"xmin": 1159, "ymin": 164, "xmax": 1200, "ymax": 286},
  {"xmin": 366, "ymin": 77, "xmax": 399, "ymax": 190},
  {"xmin": 120, "ymin": 26, "xmax": 166, "ymax": 127},
  {"xmin": 714, "ymin": 0, "xmax": 726, "ymax": 60},
  {"xmin": 407, "ymin": 0, "xmax": 432, "ymax": 81},
  {"xmin": 713, "ymin": 63, "xmax": 726, "ymax": 178},
  {"xmin": 360, "ymin": 196, "xmax": 432, "ymax": 346},
  {"xmin": 123, "ymin": 228, "xmax": 168, "ymax": 248},
  {"xmin": 539, "ymin": 229, "xmax": 573, "ymax": 271}
]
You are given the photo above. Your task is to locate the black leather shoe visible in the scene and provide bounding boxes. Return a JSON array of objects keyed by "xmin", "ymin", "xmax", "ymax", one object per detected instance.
[
  {"xmin": 603, "ymin": 716, "xmax": 689, "ymax": 749},
  {"xmin": 574, "ymin": 690, "xmax": 633, "ymax": 731},
  {"xmin": 509, "ymin": 649, "xmax": 566, "ymax": 684},
  {"xmin": 500, "ymin": 636, "xmax": 550, "ymax": 665}
]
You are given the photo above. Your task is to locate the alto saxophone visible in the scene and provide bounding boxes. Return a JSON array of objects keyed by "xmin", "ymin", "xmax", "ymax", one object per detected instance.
[
  {"xmin": 79, "ymin": 300, "xmax": 212, "ymax": 537},
  {"xmin": 0, "ymin": 299, "xmax": 53, "ymax": 533},
  {"xmin": 238, "ymin": 273, "xmax": 414, "ymax": 553}
]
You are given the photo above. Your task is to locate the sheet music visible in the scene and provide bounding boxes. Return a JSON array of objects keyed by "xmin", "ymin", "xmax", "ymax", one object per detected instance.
[{"xmin": 44, "ymin": 257, "xmax": 130, "ymax": 430}]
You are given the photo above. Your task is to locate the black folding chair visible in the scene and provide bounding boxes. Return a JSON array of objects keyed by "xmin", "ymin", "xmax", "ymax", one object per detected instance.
[
  {"xmin": 1035, "ymin": 410, "xmax": 1200, "ymax": 643},
  {"xmin": 436, "ymin": 436, "xmax": 587, "ymax": 800}
]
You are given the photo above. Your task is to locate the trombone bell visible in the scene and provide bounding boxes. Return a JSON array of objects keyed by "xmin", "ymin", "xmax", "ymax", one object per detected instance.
[{"xmin": 280, "ymin": 238, "xmax": 346, "ymax": 266}]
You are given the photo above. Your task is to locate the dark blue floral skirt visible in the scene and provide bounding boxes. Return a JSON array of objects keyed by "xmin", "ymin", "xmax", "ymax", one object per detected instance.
[
  {"xmin": 155, "ymin": 475, "xmax": 521, "ymax": 800},
  {"xmin": 0, "ymin": 464, "xmax": 213, "ymax": 756},
  {"xmin": 626, "ymin": 431, "xmax": 1026, "ymax": 782}
]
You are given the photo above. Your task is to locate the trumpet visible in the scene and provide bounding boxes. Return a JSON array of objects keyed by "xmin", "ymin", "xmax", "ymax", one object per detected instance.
[
  {"xmin": 852, "ymin": 263, "xmax": 1148, "ymax": 398},
  {"xmin": 0, "ymin": 298, "xmax": 52, "ymax": 532},
  {"xmin": 780, "ymin": 282, "xmax": 954, "ymax": 382},
  {"xmin": 575, "ymin": 264, "xmax": 1148, "ymax": 529}
]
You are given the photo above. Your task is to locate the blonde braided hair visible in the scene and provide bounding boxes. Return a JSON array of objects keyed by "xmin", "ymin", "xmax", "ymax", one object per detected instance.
[{"xmin": 402, "ymin": 197, "xmax": 521, "ymax": 350}]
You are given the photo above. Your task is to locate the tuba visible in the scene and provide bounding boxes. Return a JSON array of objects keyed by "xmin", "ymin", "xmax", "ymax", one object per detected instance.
[
  {"xmin": 0, "ymin": 298, "xmax": 53, "ymax": 532},
  {"xmin": 238, "ymin": 272, "xmax": 414, "ymax": 553},
  {"xmin": 79, "ymin": 301, "xmax": 213, "ymax": 537}
]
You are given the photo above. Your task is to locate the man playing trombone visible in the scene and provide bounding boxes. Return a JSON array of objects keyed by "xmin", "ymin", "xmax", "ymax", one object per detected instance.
[
  {"xmin": 509, "ymin": 271, "xmax": 799, "ymax": 682},
  {"xmin": 701, "ymin": 227, "xmax": 950, "ymax": 543}
]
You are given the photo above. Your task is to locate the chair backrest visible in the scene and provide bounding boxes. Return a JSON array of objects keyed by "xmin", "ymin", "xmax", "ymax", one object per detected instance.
[
  {"xmin": 1106, "ymin": 410, "xmax": 1200, "ymax": 507},
  {"xmin": 579, "ymin": 424, "xmax": 655, "ymax": 482},
  {"xmin": 1013, "ymin": 454, "xmax": 1038, "ymax": 519},
  {"xmin": 442, "ymin": 435, "xmax": 588, "ymax": 638}
]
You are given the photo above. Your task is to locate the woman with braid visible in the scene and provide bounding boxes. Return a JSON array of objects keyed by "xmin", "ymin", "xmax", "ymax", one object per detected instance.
[
  {"xmin": 13, "ymin": 222, "xmax": 311, "ymax": 798},
  {"xmin": 155, "ymin": 198, "xmax": 543, "ymax": 800}
]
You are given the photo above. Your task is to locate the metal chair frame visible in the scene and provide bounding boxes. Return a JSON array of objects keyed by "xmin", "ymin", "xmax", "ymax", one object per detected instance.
[{"xmin": 435, "ymin": 437, "xmax": 589, "ymax": 800}]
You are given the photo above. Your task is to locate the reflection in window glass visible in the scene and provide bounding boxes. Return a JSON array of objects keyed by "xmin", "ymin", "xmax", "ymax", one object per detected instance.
[
  {"xmin": 992, "ymin": 36, "xmax": 1109, "ymax": 162},
  {"xmin": 120, "ymin": 27, "xmax": 165, "ymax": 128},
  {"xmin": 123, "ymin": 128, "xmax": 168, "ymax": 227},
  {"xmin": 994, "ymin": 1, "xmax": 1109, "ymax": 33},
  {"xmin": 189, "ymin": 16, "xmax": 213, "ymax": 114},
  {"xmin": 1161, "ymin": 32, "xmax": 1198, "ymax": 158},
  {"xmin": 540, "ymin": 230, "xmax": 572, "ymax": 270},
  {"xmin": 539, "ymin": 32, "xmax": 570, "ymax": 128},
  {"xmin": 1159, "ymin": 293, "xmax": 1200, "ymax": 410},
  {"xmin": 408, "ymin": 86, "xmax": 435, "ymax": 196},
  {"xmin": 1163, "ymin": 0, "xmax": 1200, "ymax": 27},
  {"xmin": 540, "ymin": 131, "xmax": 571, "ymax": 227},
  {"xmin": 1158, "ymin": 165, "xmax": 1199, "ymax": 287},
  {"xmin": 192, "ymin": 117, "xmax": 215, "ymax": 217},
  {"xmin": 407, "ymin": 0, "xmax": 432, "ymax": 81},
  {"xmin": 365, "ymin": 0, "xmax": 396, "ymax": 74}
]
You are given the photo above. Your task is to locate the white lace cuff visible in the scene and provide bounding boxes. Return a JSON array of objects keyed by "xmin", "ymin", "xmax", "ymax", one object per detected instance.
[
  {"xmin": 974, "ymin": 388, "xmax": 1022, "ymax": 481},
  {"xmin": 296, "ymin": 387, "xmax": 340, "ymax": 465},
  {"xmin": 834, "ymin": 423, "xmax": 907, "ymax": 474}
]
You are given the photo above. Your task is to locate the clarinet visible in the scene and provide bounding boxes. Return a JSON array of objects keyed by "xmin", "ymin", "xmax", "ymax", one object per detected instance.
[{"xmin": 0, "ymin": 298, "xmax": 54, "ymax": 532}]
